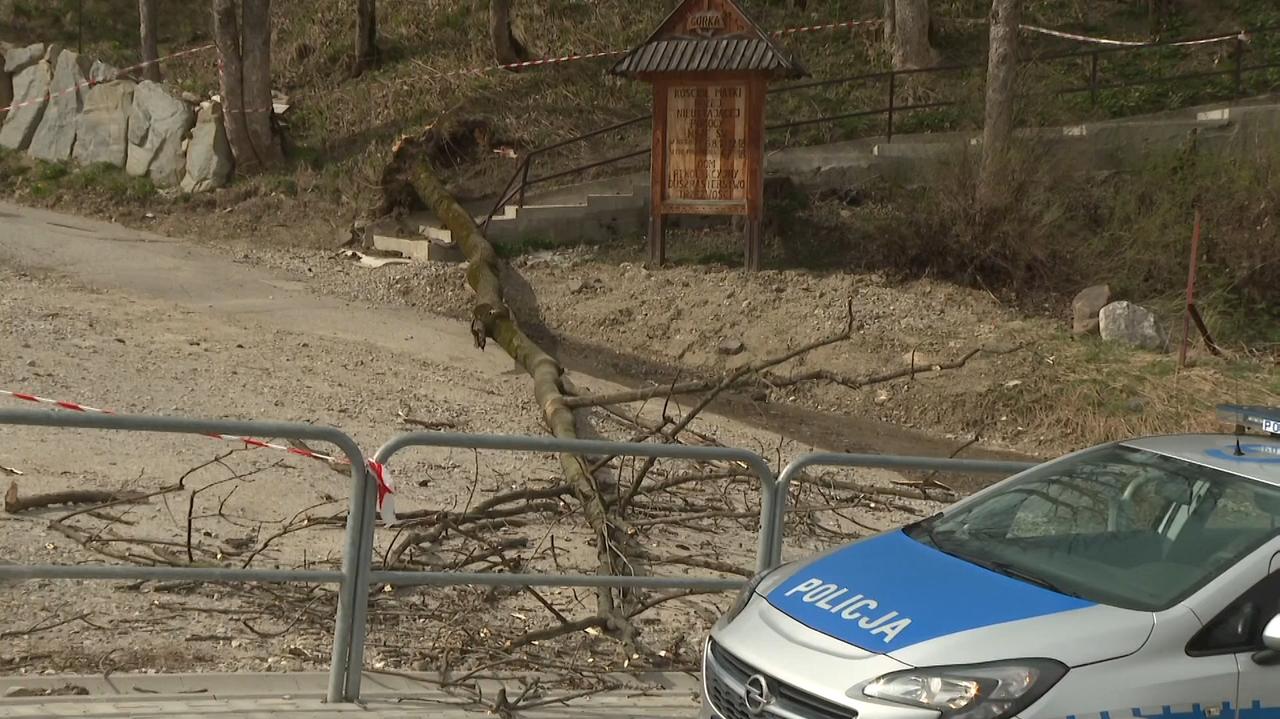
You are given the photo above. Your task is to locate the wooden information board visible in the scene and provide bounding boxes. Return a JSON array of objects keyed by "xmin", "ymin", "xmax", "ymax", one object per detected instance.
[
  {"xmin": 610, "ymin": 0, "xmax": 802, "ymax": 270},
  {"xmin": 665, "ymin": 83, "xmax": 748, "ymax": 211}
]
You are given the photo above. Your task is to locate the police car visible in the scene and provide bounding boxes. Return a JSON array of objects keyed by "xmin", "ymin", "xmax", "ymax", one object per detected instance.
[{"xmin": 703, "ymin": 405, "xmax": 1280, "ymax": 719}]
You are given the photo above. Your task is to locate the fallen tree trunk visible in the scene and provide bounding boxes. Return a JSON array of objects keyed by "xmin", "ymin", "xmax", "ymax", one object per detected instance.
[{"xmin": 394, "ymin": 132, "xmax": 624, "ymax": 618}]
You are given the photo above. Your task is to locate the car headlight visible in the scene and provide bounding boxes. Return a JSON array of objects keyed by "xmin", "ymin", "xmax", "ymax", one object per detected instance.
[{"xmin": 862, "ymin": 659, "xmax": 1067, "ymax": 719}]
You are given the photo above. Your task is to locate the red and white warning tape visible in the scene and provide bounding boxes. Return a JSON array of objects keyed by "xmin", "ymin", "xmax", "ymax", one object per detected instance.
[
  {"xmin": 772, "ymin": 18, "xmax": 884, "ymax": 36},
  {"xmin": 1021, "ymin": 24, "xmax": 1247, "ymax": 48},
  {"xmin": 1, "ymin": 388, "xmax": 396, "ymax": 523},
  {"xmin": 416, "ymin": 17, "xmax": 885, "ymax": 79},
  {"xmin": 0, "ymin": 44, "xmax": 215, "ymax": 116},
  {"xmin": 3, "ymin": 17, "xmax": 1244, "ymax": 121}
]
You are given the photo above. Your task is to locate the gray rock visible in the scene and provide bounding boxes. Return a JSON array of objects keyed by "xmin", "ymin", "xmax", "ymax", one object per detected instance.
[
  {"xmin": 0, "ymin": 58, "xmax": 53, "ymax": 151},
  {"xmin": 1099, "ymin": 301, "xmax": 1166, "ymax": 351},
  {"xmin": 73, "ymin": 79, "xmax": 136, "ymax": 167},
  {"xmin": 126, "ymin": 81, "xmax": 195, "ymax": 187},
  {"xmin": 88, "ymin": 60, "xmax": 118, "ymax": 84},
  {"xmin": 3, "ymin": 43, "xmax": 43, "ymax": 74},
  {"xmin": 717, "ymin": 338, "xmax": 746, "ymax": 356},
  {"xmin": 28, "ymin": 50, "xmax": 91, "ymax": 162},
  {"xmin": 0, "ymin": 63, "xmax": 11, "ymax": 126},
  {"xmin": 181, "ymin": 102, "xmax": 233, "ymax": 193},
  {"xmin": 1071, "ymin": 283, "xmax": 1112, "ymax": 336}
]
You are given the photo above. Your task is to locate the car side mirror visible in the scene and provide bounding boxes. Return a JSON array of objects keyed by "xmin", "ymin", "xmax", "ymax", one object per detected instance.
[
  {"xmin": 1253, "ymin": 615, "xmax": 1280, "ymax": 667},
  {"xmin": 1265, "ymin": 615, "xmax": 1280, "ymax": 652}
]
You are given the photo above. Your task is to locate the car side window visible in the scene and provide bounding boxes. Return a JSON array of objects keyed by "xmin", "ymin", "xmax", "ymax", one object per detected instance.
[{"xmin": 1188, "ymin": 570, "xmax": 1280, "ymax": 655}]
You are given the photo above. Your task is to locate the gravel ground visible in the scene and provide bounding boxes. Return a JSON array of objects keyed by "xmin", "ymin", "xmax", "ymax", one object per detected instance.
[{"xmin": 0, "ymin": 211, "xmax": 941, "ymax": 681}]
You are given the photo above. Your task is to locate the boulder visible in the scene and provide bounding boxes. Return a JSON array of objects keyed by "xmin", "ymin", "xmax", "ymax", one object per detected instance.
[
  {"xmin": 181, "ymin": 102, "xmax": 232, "ymax": 193},
  {"xmin": 88, "ymin": 60, "xmax": 118, "ymax": 84},
  {"xmin": 28, "ymin": 50, "xmax": 92, "ymax": 162},
  {"xmin": 1071, "ymin": 283, "xmax": 1112, "ymax": 336},
  {"xmin": 73, "ymin": 79, "xmax": 136, "ymax": 167},
  {"xmin": 126, "ymin": 81, "xmax": 195, "ymax": 187},
  {"xmin": 0, "ymin": 59, "xmax": 11, "ymax": 126},
  {"xmin": 1099, "ymin": 301, "xmax": 1166, "ymax": 351},
  {"xmin": 0, "ymin": 54, "xmax": 54, "ymax": 151},
  {"xmin": 3, "ymin": 43, "xmax": 43, "ymax": 74}
]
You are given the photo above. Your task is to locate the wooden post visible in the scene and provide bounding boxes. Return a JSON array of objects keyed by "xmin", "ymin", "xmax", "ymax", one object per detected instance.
[
  {"xmin": 745, "ymin": 76, "xmax": 766, "ymax": 271},
  {"xmin": 1179, "ymin": 209, "xmax": 1222, "ymax": 366},
  {"xmin": 649, "ymin": 80, "xmax": 669, "ymax": 269}
]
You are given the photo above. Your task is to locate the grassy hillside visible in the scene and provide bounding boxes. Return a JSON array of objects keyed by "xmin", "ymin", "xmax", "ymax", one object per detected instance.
[{"xmin": 6, "ymin": 0, "xmax": 1279, "ymax": 206}]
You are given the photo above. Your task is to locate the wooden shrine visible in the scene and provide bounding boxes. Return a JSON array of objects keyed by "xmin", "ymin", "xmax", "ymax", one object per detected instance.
[{"xmin": 611, "ymin": 0, "xmax": 804, "ymax": 271}]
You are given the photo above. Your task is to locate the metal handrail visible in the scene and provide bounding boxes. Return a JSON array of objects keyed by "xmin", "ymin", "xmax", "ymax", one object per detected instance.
[
  {"xmin": 0, "ymin": 409, "xmax": 371, "ymax": 704},
  {"xmin": 0, "ymin": 411, "xmax": 1065, "ymax": 704},
  {"xmin": 480, "ymin": 23, "xmax": 1279, "ymax": 224},
  {"xmin": 770, "ymin": 452, "xmax": 1038, "ymax": 566},
  {"xmin": 330, "ymin": 430, "xmax": 778, "ymax": 699}
]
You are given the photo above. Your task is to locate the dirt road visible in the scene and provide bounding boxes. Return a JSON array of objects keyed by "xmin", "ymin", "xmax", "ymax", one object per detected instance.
[{"xmin": 0, "ymin": 201, "xmax": 937, "ymax": 677}]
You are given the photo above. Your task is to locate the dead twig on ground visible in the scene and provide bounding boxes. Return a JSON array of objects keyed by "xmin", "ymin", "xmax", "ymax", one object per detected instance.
[
  {"xmin": 0, "ymin": 612, "xmax": 94, "ymax": 640},
  {"xmin": 5, "ymin": 482, "xmax": 147, "ymax": 514}
]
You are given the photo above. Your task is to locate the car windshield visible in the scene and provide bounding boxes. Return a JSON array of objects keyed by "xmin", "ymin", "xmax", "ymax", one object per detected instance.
[{"xmin": 906, "ymin": 444, "xmax": 1280, "ymax": 612}]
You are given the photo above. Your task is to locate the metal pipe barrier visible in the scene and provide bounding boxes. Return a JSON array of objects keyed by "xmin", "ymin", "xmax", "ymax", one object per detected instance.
[
  {"xmin": 769, "ymin": 453, "xmax": 1038, "ymax": 566},
  {"xmin": 0, "ymin": 411, "xmax": 1057, "ymax": 703},
  {"xmin": 347, "ymin": 431, "xmax": 777, "ymax": 699},
  {"xmin": 0, "ymin": 409, "xmax": 371, "ymax": 704}
]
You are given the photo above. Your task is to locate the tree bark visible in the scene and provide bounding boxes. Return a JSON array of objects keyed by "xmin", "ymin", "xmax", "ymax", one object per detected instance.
[
  {"xmin": 883, "ymin": 0, "xmax": 896, "ymax": 51},
  {"xmin": 892, "ymin": 0, "xmax": 938, "ymax": 70},
  {"xmin": 979, "ymin": 0, "xmax": 1020, "ymax": 210},
  {"xmin": 138, "ymin": 0, "xmax": 161, "ymax": 82},
  {"xmin": 355, "ymin": 0, "xmax": 378, "ymax": 73},
  {"xmin": 489, "ymin": 0, "xmax": 529, "ymax": 68},
  {"xmin": 212, "ymin": 0, "xmax": 260, "ymax": 172},
  {"xmin": 397, "ymin": 133, "xmax": 624, "ymax": 619},
  {"xmin": 240, "ymin": 0, "xmax": 283, "ymax": 168}
]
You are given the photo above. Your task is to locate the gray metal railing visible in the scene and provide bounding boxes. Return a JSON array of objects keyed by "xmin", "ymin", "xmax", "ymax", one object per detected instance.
[
  {"xmin": 0, "ymin": 410, "xmax": 1041, "ymax": 703},
  {"xmin": 0, "ymin": 409, "xmax": 370, "ymax": 704},
  {"xmin": 349, "ymin": 431, "xmax": 779, "ymax": 699},
  {"xmin": 770, "ymin": 452, "xmax": 1037, "ymax": 566}
]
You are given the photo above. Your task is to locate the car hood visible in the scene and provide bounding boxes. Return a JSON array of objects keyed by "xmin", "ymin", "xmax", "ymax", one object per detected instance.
[{"xmin": 763, "ymin": 531, "xmax": 1155, "ymax": 667}]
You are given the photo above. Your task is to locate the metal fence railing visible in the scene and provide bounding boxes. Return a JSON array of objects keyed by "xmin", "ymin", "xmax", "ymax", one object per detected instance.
[
  {"xmin": 770, "ymin": 453, "xmax": 1038, "ymax": 567},
  {"xmin": 0, "ymin": 409, "xmax": 370, "ymax": 704},
  {"xmin": 482, "ymin": 23, "xmax": 1280, "ymax": 227},
  {"xmin": 0, "ymin": 409, "xmax": 1040, "ymax": 702}
]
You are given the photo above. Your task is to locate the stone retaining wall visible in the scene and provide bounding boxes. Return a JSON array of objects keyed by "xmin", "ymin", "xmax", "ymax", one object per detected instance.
[{"xmin": 0, "ymin": 42, "xmax": 232, "ymax": 192}]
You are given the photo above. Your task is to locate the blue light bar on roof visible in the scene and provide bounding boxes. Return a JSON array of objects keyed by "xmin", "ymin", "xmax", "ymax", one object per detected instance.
[{"xmin": 1217, "ymin": 405, "xmax": 1280, "ymax": 436}]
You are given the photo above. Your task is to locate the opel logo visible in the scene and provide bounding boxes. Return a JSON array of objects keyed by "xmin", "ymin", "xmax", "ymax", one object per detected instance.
[{"xmin": 743, "ymin": 674, "xmax": 773, "ymax": 716}]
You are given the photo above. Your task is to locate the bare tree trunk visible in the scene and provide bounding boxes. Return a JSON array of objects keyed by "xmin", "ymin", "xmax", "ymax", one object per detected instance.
[
  {"xmin": 213, "ymin": 0, "xmax": 260, "ymax": 172},
  {"xmin": 979, "ymin": 0, "xmax": 1020, "ymax": 210},
  {"xmin": 355, "ymin": 0, "xmax": 378, "ymax": 73},
  {"xmin": 138, "ymin": 0, "xmax": 161, "ymax": 82},
  {"xmin": 892, "ymin": 0, "xmax": 938, "ymax": 69},
  {"xmin": 489, "ymin": 0, "xmax": 529, "ymax": 67},
  {"xmin": 240, "ymin": 0, "xmax": 283, "ymax": 167},
  {"xmin": 883, "ymin": 0, "xmax": 896, "ymax": 51}
]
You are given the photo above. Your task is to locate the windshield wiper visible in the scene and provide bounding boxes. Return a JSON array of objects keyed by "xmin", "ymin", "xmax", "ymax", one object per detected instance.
[
  {"xmin": 979, "ymin": 559, "xmax": 1086, "ymax": 600},
  {"xmin": 905, "ymin": 517, "xmax": 1084, "ymax": 598}
]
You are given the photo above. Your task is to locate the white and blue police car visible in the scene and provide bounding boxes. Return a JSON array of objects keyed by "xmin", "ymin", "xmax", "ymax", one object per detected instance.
[{"xmin": 703, "ymin": 405, "xmax": 1280, "ymax": 719}]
